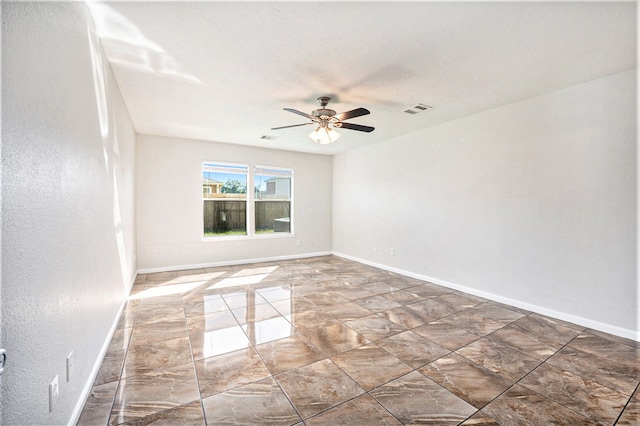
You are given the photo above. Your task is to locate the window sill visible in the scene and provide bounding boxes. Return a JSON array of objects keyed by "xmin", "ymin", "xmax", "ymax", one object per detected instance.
[{"xmin": 201, "ymin": 233, "xmax": 296, "ymax": 242}]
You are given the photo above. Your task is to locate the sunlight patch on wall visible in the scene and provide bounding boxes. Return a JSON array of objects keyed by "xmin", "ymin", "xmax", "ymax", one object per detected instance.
[{"xmin": 87, "ymin": 2, "xmax": 203, "ymax": 85}]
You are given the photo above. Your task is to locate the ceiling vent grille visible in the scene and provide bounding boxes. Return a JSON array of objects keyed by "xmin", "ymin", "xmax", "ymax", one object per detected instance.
[{"xmin": 404, "ymin": 104, "xmax": 432, "ymax": 114}]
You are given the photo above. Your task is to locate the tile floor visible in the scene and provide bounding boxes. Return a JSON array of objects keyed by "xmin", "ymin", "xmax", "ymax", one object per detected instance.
[{"xmin": 77, "ymin": 256, "xmax": 639, "ymax": 425}]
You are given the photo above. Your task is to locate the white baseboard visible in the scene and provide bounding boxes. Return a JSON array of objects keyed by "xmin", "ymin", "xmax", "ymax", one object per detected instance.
[
  {"xmin": 68, "ymin": 272, "xmax": 137, "ymax": 426},
  {"xmin": 333, "ymin": 251, "xmax": 639, "ymax": 343},
  {"xmin": 136, "ymin": 251, "xmax": 333, "ymax": 274}
]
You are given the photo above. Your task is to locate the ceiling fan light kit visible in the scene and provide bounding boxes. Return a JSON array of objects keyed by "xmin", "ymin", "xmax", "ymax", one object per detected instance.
[
  {"xmin": 271, "ymin": 96, "xmax": 374, "ymax": 145},
  {"xmin": 309, "ymin": 121, "xmax": 340, "ymax": 144}
]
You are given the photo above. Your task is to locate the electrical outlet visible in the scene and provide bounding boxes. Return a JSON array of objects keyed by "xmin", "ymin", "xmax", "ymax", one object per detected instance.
[
  {"xmin": 152, "ymin": 250, "xmax": 157, "ymax": 257},
  {"xmin": 373, "ymin": 245, "xmax": 377, "ymax": 251},
  {"xmin": 390, "ymin": 248, "xmax": 395, "ymax": 256},
  {"xmin": 296, "ymin": 240, "xmax": 301, "ymax": 246},
  {"xmin": 66, "ymin": 352, "xmax": 73, "ymax": 382},
  {"xmin": 49, "ymin": 375, "xmax": 59, "ymax": 413}
]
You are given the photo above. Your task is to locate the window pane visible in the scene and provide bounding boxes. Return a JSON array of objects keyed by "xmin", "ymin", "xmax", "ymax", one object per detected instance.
[
  {"xmin": 203, "ymin": 163, "xmax": 247, "ymax": 237},
  {"xmin": 254, "ymin": 170, "xmax": 291, "ymax": 234}
]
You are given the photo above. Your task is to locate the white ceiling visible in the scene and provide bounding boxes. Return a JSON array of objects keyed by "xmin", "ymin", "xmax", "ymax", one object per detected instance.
[{"xmin": 88, "ymin": 1, "xmax": 637, "ymax": 155}]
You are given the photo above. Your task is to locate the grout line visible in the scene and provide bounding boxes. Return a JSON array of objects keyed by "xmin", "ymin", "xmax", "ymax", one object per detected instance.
[{"xmin": 614, "ymin": 381, "xmax": 639, "ymax": 425}]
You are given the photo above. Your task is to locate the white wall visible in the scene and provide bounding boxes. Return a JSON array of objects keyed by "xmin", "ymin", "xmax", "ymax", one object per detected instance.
[
  {"xmin": 333, "ymin": 69, "xmax": 637, "ymax": 339},
  {"xmin": 2, "ymin": 2, "xmax": 136, "ymax": 424},
  {"xmin": 136, "ymin": 134, "xmax": 332, "ymax": 271}
]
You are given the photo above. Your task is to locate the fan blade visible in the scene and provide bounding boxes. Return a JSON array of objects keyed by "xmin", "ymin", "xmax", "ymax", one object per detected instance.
[
  {"xmin": 334, "ymin": 107, "xmax": 370, "ymax": 121},
  {"xmin": 271, "ymin": 123, "xmax": 314, "ymax": 130},
  {"xmin": 336, "ymin": 122, "xmax": 375, "ymax": 133},
  {"xmin": 283, "ymin": 108, "xmax": 316, "ymax": 120}
]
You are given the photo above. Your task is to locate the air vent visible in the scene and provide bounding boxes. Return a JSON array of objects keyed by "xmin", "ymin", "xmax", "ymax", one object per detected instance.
[
  {"xmin": 260, "ymin": 135, "xmax": 278, "ymax": 140},
  {"xmin": 404, "ymin": 104, "xmax": 433, "ymax": 114}
]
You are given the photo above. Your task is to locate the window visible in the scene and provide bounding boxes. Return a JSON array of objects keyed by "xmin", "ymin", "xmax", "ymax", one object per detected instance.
[
  {"xmin": 202, "ymin": 163, "xmax": 293, "ymax": 238},
  {"xmin": 254, "ymin": 166, "xmax": 293, "ymax": 235},
  {"xmin": 202, "ymin": 163, "xmax": 248, "ymax": 237}
]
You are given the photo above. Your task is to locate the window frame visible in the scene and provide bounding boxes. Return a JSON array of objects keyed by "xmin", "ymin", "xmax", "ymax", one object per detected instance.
[
  {"xmin": 201, "ymin": 161, "xmax": 294, "ymax": 241},
  {"xmin": 254, "ymin": 164, "xmax": 294, "ymax": 236},
  {"xmin": 202, "ymin": 161, "xmax": 249, "ymax": 239}
]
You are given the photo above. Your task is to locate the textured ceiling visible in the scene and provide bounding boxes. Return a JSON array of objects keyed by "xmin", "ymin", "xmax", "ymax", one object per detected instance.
[{"xmin": 88, "ymin": 1, "xmax": 637, "ymax": 155}]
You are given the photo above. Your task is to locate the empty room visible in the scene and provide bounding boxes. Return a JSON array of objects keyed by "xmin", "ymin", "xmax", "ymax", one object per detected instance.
[{"xmin": 2, "ymin": 1, "xmax": 638, "ymax": 425}]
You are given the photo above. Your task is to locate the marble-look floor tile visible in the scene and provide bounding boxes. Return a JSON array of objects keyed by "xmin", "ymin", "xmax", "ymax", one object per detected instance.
[
  {"xmin": 276, "ymin": 359, "xmax": 364, "ymax": 419},
  {"xmin": 464, "ymin": 303, "xmax": 525, "ymax": 325},
  {"xmin": 343, "ymin": 314, "xmax": 406, "ymax": 342},
  {"xmin": 189, "ymin": 324, "xmax": 252, "ymax": 361},
  {"xmin": 377, "ymin": 330, "xmax": 450, "ymax": 368},
  {"xmin": 242, "ymin": 315, "xmax": 294, "ymax": 345},
  {"xmin": 287, "ymin": 309, "xmax": 338, "ymax": 332},
  {"xmin": 412, "ymin": 321, "xmax": 480, "ymax": 351},
  {"xmin": 77, "ymin": 381, "xmax": 118, "ymax": 426},
  {"xmin": 137, "ymin": 293, "xmax": 186, "ymax": 306},
  {"xmin": 117, "ymin": 313, "xmax": 136, "ymax": 330},
  {"xmin": 329, "ymin": 286, "xmax": 376, "ymax": 301},
  {"xmin": 547, "ymin": 345, "xmax": 639, "ymax": 396},
  {"xmin": 186, "ymin": 309, "xmax": 239, "ymax": 333},
  {"xmin": 379, "ymin": 306, "xmax": 435, "ymax": 329},
  {"xmin": 304, "ymin": 323, "xmax": 368, "ymax": 357},
  {"xmin": 128, "ymin": 319, "xmax": 188, "ymax": 348},
  {"xmin": 460, "ymin": 412, "xmax": 501, "ymax": 425},
  {"xmin": 122, "ymin": 336, "xmax": 192, "ymax": 378},
  {"xmin": 232, "ymin": 302, "xmax": 281, "ymax": 325},
  {"xmin": 331, "ymin": 344, "xmax": 413, "ymax": 390},
  {"xmin": 222, "ymin": 291, "xmax": 270, "ymax": 309},
  {"xmin": 202, "ymin": 377, "xmax": 301, "ymax": 425},
  {"xmin": 406, "ymin": 298, "xmax": 460, "ymax": 319},
  {"xmin": 109, "ymin": 363, "xmax": 200, "ymax": 425},
  {"xmin": 380, "ymin": 289, "xmax": 424, "ymax": 305},
  {"xmin": 362, "ymin": 282, "xmax": 402, "ymax": 294},
  {"xmin": 370, "ymin": 370, "xmax": 477, "ymax": 425},
  {"xmin": 254, "ymin": 335, "xmax": 326, "ymax": 375},
  {"xmin": 481, "ymin": 384, "xmax": 595, "ymax": 425},
  {"xmin": 440, "ymin": 311, "xmax": 507, "ymax": 336},
  {"xmin": 483, "ymin": 300, "xmax": 531, "ymax": 315},
  {"xmin": 305, "ymin": 394, "xmax": 402, "ymax": 426},
  {"xmin": 354, "ymin": 294, "xmax": 403, "ymax": 313},
  {"xmin": 584, "ymin": 328, "xmax": 640, "ymax": 349},
  {"xmin": 519, "ymin": 362, "xmax": 628, "ymax": 424},
  {"xmin": 81, "ymin": 256, "xmax": 639, "ymax": 426},
  {"xmin": 455, "ymin": 338, "xmax": 541, "ymax": 381},
  {"xmin": 255, "ymin": 285, "xmax": 293, "ymax": 303},
  {"xmin": 270, "ymin": 296, "xmax": 318, "ymax": 315},
  {"xmin": 94, "ymin": 349, "xmax": 126, "ymax": 386},
  {"xmin": 119, "ymin": 400, "xmax": 205, "ymax": 425},
  {"xmin": 442, "ymin": 291, "xmax": 487, "ymax": 306},
  {"xmin": 420, "ymin": 353, "xmax": 514, "ymax": 408},
  {"xmin": 145, "ymin": 271, "xmax": 179, "ymax": 282},
  {"xmin": 617, "ymin": 398, "xmax": 640, "ymax": 425},
  {"xmin": 568, "ymin": 332, "xmax": 640, "ymax": 360},
  {"xmin": 107, "ymin": 328, "xmax": 133, "ymax": 353},
  {"xmin": 304, "ymin": 291, "xmax": 351, "ymax": 307},
  {"xmin": 508, "ymin": 314, "xmax": 582, "ymax": 345},
  {"xmin": 194, "ymin": 346, "xmax": 271, "ymax": 398},
  {"xmin": 404, "ymin": 283, "xmax": 452, "ymax": 298},
  {"xmin": 487, "ymin": 326, "xmax": 563, "ymax": 361},
  {"xmin": 321, "ymin": 300, "xmax": 374, "ymax": 320},
  {"xmin": 182, "ymin": 294, "xmax": 228, "ymax": 317},
  {"xmin": 133, "ymin": 304, "xmax": 185, "ymax": 326}
]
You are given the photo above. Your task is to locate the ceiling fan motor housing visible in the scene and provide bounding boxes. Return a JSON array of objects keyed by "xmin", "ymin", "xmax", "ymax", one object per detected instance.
[
  {"xmin": 312, "ymin": 108, "xmax": 337, "ymax": 119},
  {"xmin": 312, "ymin": 96, "xmax": 336, "ymax": 120},
  {"xmin": 312, "ymin": 96, "xmax": 337, "ymax": 120}
]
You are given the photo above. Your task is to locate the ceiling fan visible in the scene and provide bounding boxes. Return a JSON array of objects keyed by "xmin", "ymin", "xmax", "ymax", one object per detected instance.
[{"xmin": 271, "ymin": 96, "xmax": 374, "ymax": 144}]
